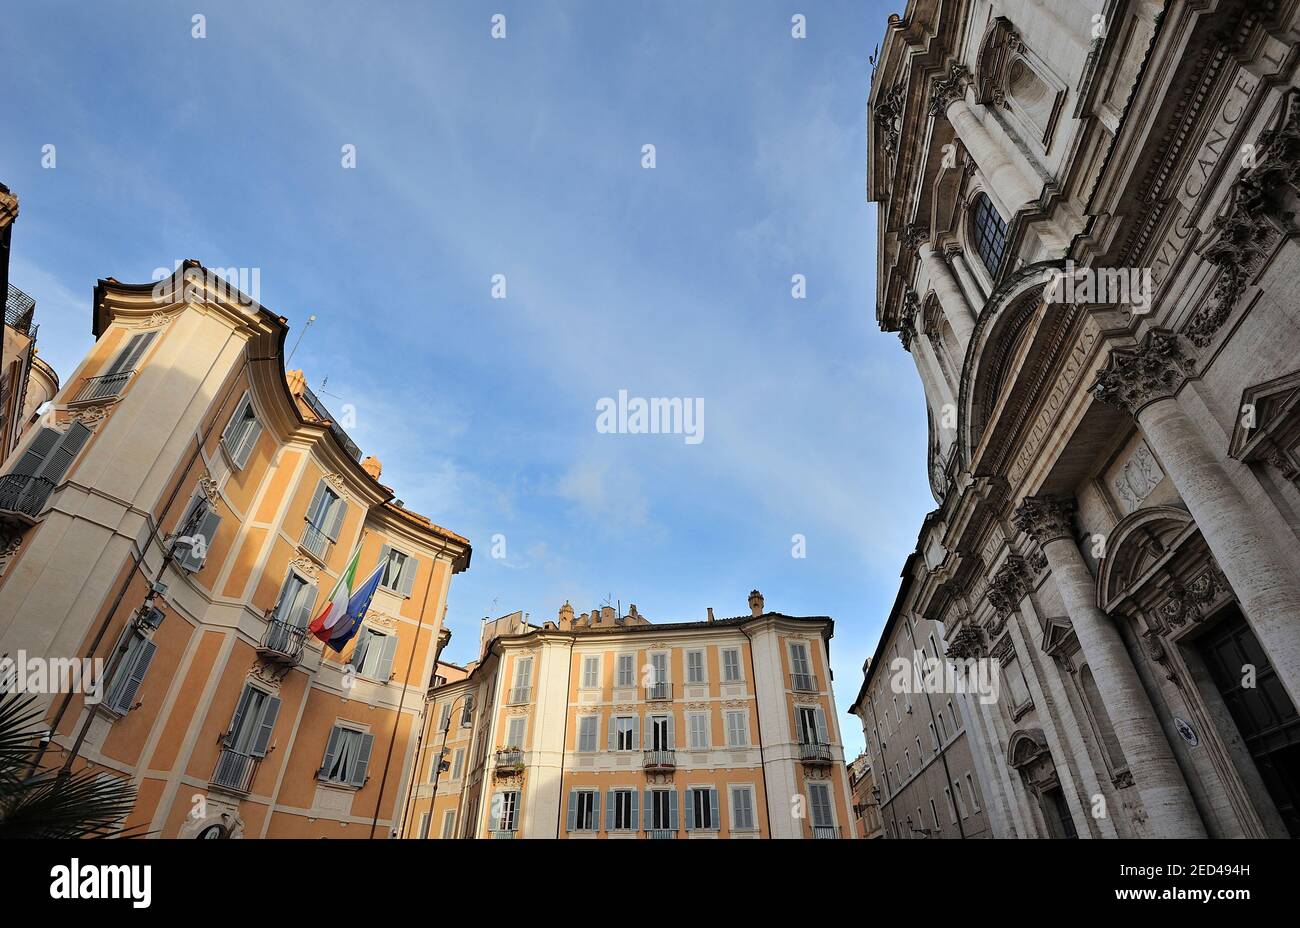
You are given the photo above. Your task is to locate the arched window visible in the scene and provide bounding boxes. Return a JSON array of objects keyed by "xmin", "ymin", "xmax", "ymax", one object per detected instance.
[{"xmin": 970, "ymin": 193, "xmax": 1007, "ymax": 276}]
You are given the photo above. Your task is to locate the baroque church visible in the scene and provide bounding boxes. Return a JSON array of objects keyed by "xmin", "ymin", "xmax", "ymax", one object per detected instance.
[{"xmin": 856, "ymin": 0, "xmax": 1300, "ymax": 838}]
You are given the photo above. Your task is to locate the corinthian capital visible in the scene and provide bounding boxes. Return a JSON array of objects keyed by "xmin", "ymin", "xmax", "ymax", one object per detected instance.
[
  {"xmin": 928, "ymin": 64, "xmax": 971, "ymax": 118},
  {"xmin": 1090, "ymin": 329, "xmax": 1195, "ymax": 417},
  {"xmin": 1012, "ymin": 496, "xmax": 1076, "ymax": 545}
]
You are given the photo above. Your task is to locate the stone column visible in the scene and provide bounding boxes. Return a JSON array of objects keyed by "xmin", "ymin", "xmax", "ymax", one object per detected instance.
[
  {"xmin": 1093, "ymin": 330, "xmax": 1300, "ymax": 708},
  {"xmin": 1014, "ymin": 496, "xmax": 1207, "ymax": 838},
  {"xmin": 919, "ymin": 243, "xmax": 976, "ymax": 350},
  {"xmin": 948, "ymin": 248, "xmax": 988, "ymax": 311},
  {"xmin": 930, "ymin": 65, "xmax": 1040, "ymax": 214}
]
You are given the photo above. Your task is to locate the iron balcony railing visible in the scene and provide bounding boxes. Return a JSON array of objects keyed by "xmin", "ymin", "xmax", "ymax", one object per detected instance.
[
  {"xmin": 5, "ymin": 283, "xmax": 36, "ymax": 335},
  {"xmin": 790, "ymin": 672, "xmax": 818, "ymax": 692},
  {"xmin": 812, "ymin": 825, "xmax": 842, "ymax": 840},
  {"xmin": 643, "ymin": 749, "xmax": 676, "ymax": 770},
  {"xmin": 490, "ymin": 829, "xmax": 518, "ymax": 839},
  {"xmin": 211, "ymin": 749, "xmax": 257, "ymax": 794},
  {"xmin": 646, "ymin": 682, "xmax": 672, "ymax": 701},
  {"xmin": 799, "ymin": 742, "xmax": 834, "ymax": 764},
  {"xmin": 258, "ymin": 618, "xmax": 307, "ymax": 665},
  {"xmin": 494, "ymin": 750, "xmax": 524, "ymax": 775},
  {"xmin": 0, "ymin": 473, "xmax": 55, "ymax": 519},
  {"xmin": 74, "ymin": 370, "xmax": 134, "ymax": 403},
  {"xmin": 507, "ymin": 687, "xmax": 532, "ymax": 705},
  {"xmin": 300, "ymin": 521, "xmax": 332, "ymax": 560},
  {"xmin": 648, "ymin": 829, "xmax": 676, "ymax": 839}
]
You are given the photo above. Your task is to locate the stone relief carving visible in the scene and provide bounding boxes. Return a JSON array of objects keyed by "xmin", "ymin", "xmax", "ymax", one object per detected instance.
[
  {"xmin": 987, "ymin": 554, "xmax": 1031, "ymax": 617},
  {"xmin": 65, "ymin": 404, "xmax": 111, "ymax": 427},
  {"xmin": 290, "ymin": 555, "xmax": 319, "ymax": 580},
  {"xmin": 199, "ymin": 473, "xmax": 222, "ymax": 505},
  {"xmin": 1113, "ymin": 441, "xmax": 1165, "ymax": 513},
  {"xmin": 874, "ymin": 81, "xmax": 907, "ymax": 166},
  {"xmin": 1012, "ymin": 496, "xmax": 1076, "ymax": 545},
  {"xmin": 131, "ymin": 310, "xmax": 174, "ymax": 330},
  {"xmin": 929, "ymin": 64, "xmax": 972, "ymax": 118},
  {"xmin": 1155, "ymin": 562, "xmax": 1229, "ymax": 628}
]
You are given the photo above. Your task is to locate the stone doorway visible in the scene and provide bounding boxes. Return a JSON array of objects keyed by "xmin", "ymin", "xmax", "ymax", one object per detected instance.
[{"xmin": 1196, "ymin": 604, "xmax": 1300, "ymax": 837}]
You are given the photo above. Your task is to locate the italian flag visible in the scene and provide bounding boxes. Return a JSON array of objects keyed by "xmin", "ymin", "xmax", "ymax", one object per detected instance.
[{"xmin": 309, "ymin": 546, "xmax": 383, "ymax": 651}]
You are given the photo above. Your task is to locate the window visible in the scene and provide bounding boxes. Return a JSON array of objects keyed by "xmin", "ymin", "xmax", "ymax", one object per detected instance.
[
  {"xmin": 220, "ymin": 394, "xmax": 263, "ymax": 469},
  {"xmin": 797, "ymin": 706, "xmax": 828, "ymax": 745},
  {"xmin": 929, "ymin": 797, "xmax": 941, "ymax": 832},
  {"xmin": 350, "ymin": 627, "xmax": 398, "ymax": 681},
  {"xmin": 929, "ymin": 722, "xmax": 939, "ymax": 750},
  {"xmin": 965, "ymin": 773, "xmax": 981, "ymax": 812},
  {"xmin": 270, "ymin": 571, "xmax": 316, "ymax": 628},
  {"xmin": 647, "ymin": 789, "xmax": 677, "ymax": 831},
  {"xmin": 460, "ymin": 694, "xmax": 475, "ymax": 727},
  {"xmin": 578, "ymin": 716, "xmax": 598, "ymax": 752},
  {"xmin": 686, "ymin": 650, "xmax": 705, "ymax": 684},
  {"xmin": 686, "ymin": 787, "xmax": 719, "ymax": 831},
  {"xmin": 493, "ymin": 790, "xmax": 520, "ymax": 833},
  {"xmin": 582, "ymin": 656, "xmax": 599, "ymax": 689},
  {"xmin": 511, "ymin": 656, "xmax": 533, "ymax": 702},
  {"xmin": 808, "ymin": 783, "xmax": 834, "ymax": 829},
  {"xmin": 905, "ymin": 750, "xmax": 912, "ymax": 775},
  {"xmin": 721, "ymin": 648, "xmax": 741, "ymax": 682},
  {"xmin": 953, "ymin": 780, "xmax": 968, "ymax": 818},
  {"xmin": 945, "ymin": 787, "xmax": 958, "ymax": 824},
  {"xmin": 418, "ymin": 812, "xmax": 431, "ymax": 839},
  {"xmin": 377, "ymin": 545, "xmax": 417, "ymax": 597},
  {"xmin": 647, "ymin": 652, "xmax": 668, "ymax": 698},
  {"xmin": 915, "ymin": 736, "xmax": 924, "ymax": 761},
  {"xmin": 970, "ymin": 192, "xmax": 1007, "ymax": 275},
  {"xmin": 789, "ymin": 642, "xmax": 814, "ymax": 690},
  {"xmin": 505, "ymin": 716, "xmax": 526, "ymax": 750},
  {"xmin": 319, "ymin": 725, "xmax": 375, "ymax": 787},
  {"xmin": 567, "ymin": 789, "xmax": 599, "ymax": 832},
  {"xmin": 609, "ymin": 789, "xmax": 638, "ymax": 831},
  {"xmin": 451, "ymin": 748, "xmax": 464, "ymax": 780},
  {"xmin": 302, "ymin": 480, "xmax": 346, "ymax": 558},
  {"xmin": 649, "ymin": 715, "xmax": 673, "ymax": 750},
  {"xmin": 948, "ymin": 701, "xmax": 958, "ymax": 734},
  {"xmin": 223, "ymin": 683, "xmax": 280, "ymax": 759},
  {"xmin": 3, "ymin": 422, "xmax": 93, "ymax": 518},
  {"xmin": 726, "ymin": 710, "xmax": 748, "ymax": 748},
  {"xmin": 81, "ymin": 330, "xmax": 156, "ymax": 401},
  {"xmin": 437, "ymin": 702, "xmax": 451, "ymax": 731},
  {"xmin": 440, "ymin": 810, "xmax": 456, "ymax": 839},
  {"xmin": 731, "ymin": 786, "xmax": 755, "ymax": 831},
  {"xmin": 103, "ymin": 628, "xmax": 157, "ymax": 715},
  {"xmin": 616, "ymin": 654, "xmax": 635, "ymax": 687},
  {"xmin": 688, "ymin": 712, "xmax": 709, "ymax": 749},
  {"xmin": 612, "ymin": 716, "xmax": 637, "ymax": 751},
  {"xmin": 173, "ymin": 494, "xmax": 223, "ymax": 573},
  {"xmin": 936, "ymin": 712, "xmax": 947, "ymax": 743}
]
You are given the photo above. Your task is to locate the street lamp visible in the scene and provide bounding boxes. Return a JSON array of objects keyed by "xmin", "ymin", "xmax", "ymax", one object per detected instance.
[{"xmin": 420, "ymin": 691, "xmax": 473, "ymax": 839}]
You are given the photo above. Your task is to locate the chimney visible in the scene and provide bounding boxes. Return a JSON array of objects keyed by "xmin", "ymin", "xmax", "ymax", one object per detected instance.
[
  {"xmin": 748, "ymin": 590, "xmax": 764, "ymax": 616},
  {"xmin": 361, "ymin": 455, "xmax": 382, "ymax": 479},
  {"xmin": 600, "ymin": 606, "xmax": 616, "ymax": 625},
  {"xmin": 707, "ymin": 607, "xmax": 715, "ymax": 624},
  {"xmin": 285, "ymin": 368, "xmax": 307, "ymax": 396},
  {"xmin": 558, "ymin": 601, "xmax": 574, "ymax": 630}
]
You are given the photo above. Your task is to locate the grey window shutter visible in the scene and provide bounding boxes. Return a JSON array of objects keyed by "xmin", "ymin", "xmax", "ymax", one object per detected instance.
[
  {"xmin": 632, "ymin": 715, "xmax": 640, "ymax": 750},
  {"xmin": 643, "ymin": 791, "xmax": 653, "ymax": 831},
  {"xmin": 685, "ymin": 789, "xmax": 695, "ymax": 831},
  {"xmin": 220, "ymin": 398, "xmax": 244, "ymax": 448},
  {"xmin": 11, "ymin": 427, "xmax": 58, "ymax": 475},
  {"xmin": 271, "ymin": 574, "xmax": 295, "ymax": 622},
  {"xmin": 121, "ymin": 330, "xmax": 157, "ymax": 372},
  {"xmin": 226, "ymin": 684, "xmax": 255, "ymax": 747},
  {"xmin": 290, "ymin": 580, "xmax": 317, "ymax": 628},
  {"xmin": 377, "ymin": 545, "xmax": 392, "ymax": 587},
  {"xmin": 605, "ymin": 789, "xmax": 615, "ymax": 831},
  {"xmin": 325, "ymin": 494, "xmax": 346, "ymax": 540},
  {"xmin": 305, "ymin": 481, "xmax": 327, "ymax": 527},
  {"xmin": 814, "ymin": 708, "xmax": 829, "ymax": 744},
  {"xmin": 250, "ymin": 695, "xmax": 281, "ymax": 757},
  {"xmin": 37, "ymin": 423, "xmax": 92, "ymax": 484},
  {"xmin": 313, "ymin": 722, "xmax": 338, "ymax": 774},
  {"xmin": 607, "ymin": 718, "xmax": 616, "ymax": 751},
  {"xmin": 669, "ymin": 789, "xmax": 678, "ymax": 830},
  {"xmin": 667, "ymin": 713, "xmax": 675, "ymax": 749},
  {"xmin": 179, "ymin": 506, "xmax": 222, "ymax": 572},
  {"xmin": 566, "ymin": 789, "xmax": 578, "ymax": 831},
  {"xmin": 233, "ymin": 415, "xmax": 262, "ymax": 468},
  {"xmin": 398, "ymin": 555, "xmax": 417, "ymax": 597},
  {"xmin": 630, "ymin": 790, "xmax": 639, "ymax": 831},
  {"xmin": 709, "ymin": 788, "xmax": 720, "ymax": 830},
  {"xmin": 375, "ymin": 633, "xmax": 399, "ymax": 681},
  {"xmin": 108, "ymin": 636, "xmax": 155, "ymax": 714},
  {"xmin": 348, "ymin": 732, "xmax": 375, "ymax": 786}
]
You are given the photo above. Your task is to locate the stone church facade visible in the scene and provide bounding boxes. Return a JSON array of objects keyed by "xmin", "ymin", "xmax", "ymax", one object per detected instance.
[{"xmin": 861, "ymin": 0, "xmax": 1300, "ymax": 838}]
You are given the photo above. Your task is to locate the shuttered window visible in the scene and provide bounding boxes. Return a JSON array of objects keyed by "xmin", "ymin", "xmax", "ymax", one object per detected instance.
[
  {"xmin": 685, "ymin": 787, "xmax": 719, "ymax": 831},
  {"xmin": 688, "ymin": 712, "xmax": 709, "ymax": 749},
  {"xmin": 173, "ymin": 494, "xmax": 223, "ymax": 573},
  {"xmin": 612, "ymin": 716, "xmax": 637, "ymax": 751},
  {"xmin": 224, "ymin": 683, "xmax": 280, "ymax": 758},
  {"xmin": 220, "ymin": 394, "xmax": 263, "ymax": 469},
  {"xmin": 451, "ymin": 748, "xmax": 464, "ymax": 779},
  {"xmin": 319, "ymin": 725, "xmax": 375, "ymax": 787},
  {"xmin": 686, "ymin": 650, "xmax": 705, "ymax": 683},
  {"xmin": 731, "ymin": 786, "xmax": 755, "ymax": 831},
  {"xmin": 418, "ymin": 812, "xmax": 431, "ymax": 839},
  {"xmin": 4, "ymin": 423, "xmax": 92, "ymax": 517},
  {"xmin": 437, "ymin": 702, "xmax": 452, "ymax": 731},
  {"xmin": 797, "ymin": 707, "xmax": 829, "ymax": 745},
  {"xmin": 103, "ymin": 629, "xmax": 157, "ymax": 715},
  {"xmin": 721, "ymin": 648, "xmax": 741, "ymax": 682},
  {"xmin": 351, "ymin": 627, "xmax": 398, "ymax": 681},
  {"xmin": 646, "ymin": 789, "xmax": 677, "ymax": 831},
  {"xmin": 577, "ymin": 716, "xmax": 598, "ymax": 752},
  {"xmin": 609, "ymin": 789, "xmax": 637, "ymax": 831},
  {"xmin": 566, "ymin": 789, "xmax": 599, "ymax": 832},
  {"xmin": 440, "ymin": 811, "xmax": 456, "ymax": 839},
  {"xmin": 616, "ymin": 653, "xmax": 635, "ymax": 687},
  {"xmin": 494, "ymin": 790, "xmax": 520, "ymax": 832},
  {"xmin": 581, "ymin": 656, "xmax": 599, "ymax": 688},
  {"xmin": 808, "ymin": 783, "xmax": 834, "ymax": 827},
  {"xmin": 505, "ymin": 716, "xmax": 526, "ymax": 750},
  {"xmin": 726, "ymin": 710, "xmax": 748, "ymax": 747},
  {"xmin": 377, "ymin": 544, "xmax": 417, "ymax": 597}
]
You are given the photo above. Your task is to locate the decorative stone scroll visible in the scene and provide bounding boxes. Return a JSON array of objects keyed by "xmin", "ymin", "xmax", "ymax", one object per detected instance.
[{"xmin": 1154, "ymin": 562, "xmax": 1230, "ymax": 628}]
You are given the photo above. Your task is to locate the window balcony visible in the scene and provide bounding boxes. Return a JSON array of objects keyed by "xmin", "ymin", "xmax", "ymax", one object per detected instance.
[
  {"xmin": 257, "ymin": 617, "xmax": 307, "ymax": 665},
  {"xmin": 643, "ymin": 750, "xmax": 676, "ymax": 771},
  {"xmin": 489, "ymin": 829, "xmax": 518, "ymax": 839},
  {"xmin": 507, "ymin": 687, "xmax": 531, "ymax": 705},
  {"xmin": 790, "ymin": 672, "xmax": 818, "ymax": 692},
  {"xmin": 493, "ymin": 750, "xmax": 524, "ymax": 776},
  {"xmin": 299, "ymin": 521, "xmax": 332, "ymax": 561},
  {"xmin": 211, "ymin": 749, "xmax": 258, "ymax": 795},
  {"xmin": 0, "ymin": 473, "xmax": 55, "ymax": 523},
  {"xmin": 799, "ymin": 742, "xmax": 834, "ymax": 765},
  {"xmin": 73, "ymin": 370, "xmax": 135, "ymax": 403},
  {"xmin": 812, "ymin": 825, "xmax": 842, "ymax": 839},
  {"xmin": 645, "ymin": 682, "xmax": 672, "ymax": 701},
  {"xmin": 647, "ymin": 829, "xmax": 676, "ymax": 839}
]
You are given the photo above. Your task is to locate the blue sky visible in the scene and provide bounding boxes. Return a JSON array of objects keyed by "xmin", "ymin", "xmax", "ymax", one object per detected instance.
[{"xmin": 2, "ymin": 0, "xmax": 923, "ymax": 756}]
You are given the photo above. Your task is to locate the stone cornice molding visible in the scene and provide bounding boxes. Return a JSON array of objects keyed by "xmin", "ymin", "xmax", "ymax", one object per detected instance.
[
  {"xmin": 1012, "ymin": 495, "xmax": 1076, "ymax": 545},
  {"xmin": 1090, "ymin": 329, "xmax": 1195, "ymax": 417}
]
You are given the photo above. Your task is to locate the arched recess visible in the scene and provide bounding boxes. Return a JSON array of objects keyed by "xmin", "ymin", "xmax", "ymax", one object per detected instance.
[
  {"xmin": 1096, "ymin": 505, "xmax": 1198, "ymax": 616},
  {"xmin": 956, "ymin": 260, "xmax": 1065, "ymax": 472},
  {"xmin": 1006, "ymin": 727, "xmax": 1050, "ymax": 770}
]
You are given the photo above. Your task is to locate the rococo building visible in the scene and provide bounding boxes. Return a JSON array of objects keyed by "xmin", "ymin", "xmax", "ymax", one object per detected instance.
[{"xmin": 863, "ymin": 0, "xmax": 1300, "ymax": 837}]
